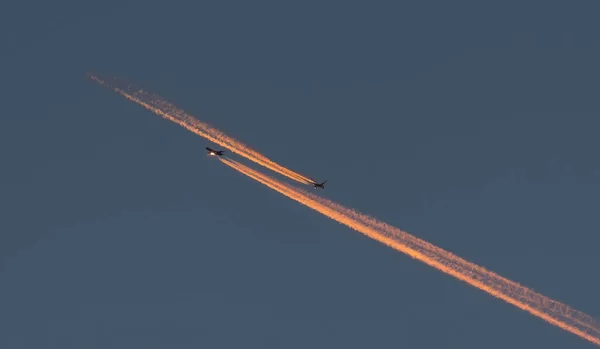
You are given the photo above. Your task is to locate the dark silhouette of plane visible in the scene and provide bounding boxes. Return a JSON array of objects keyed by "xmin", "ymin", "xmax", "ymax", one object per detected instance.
[
  {"xmin": 206, "ymin": 147, "xmax": 225, "ymax": 156},
  {"xmin": 312, "ymin": 180, "xmax": 327, "ymax": 189}
]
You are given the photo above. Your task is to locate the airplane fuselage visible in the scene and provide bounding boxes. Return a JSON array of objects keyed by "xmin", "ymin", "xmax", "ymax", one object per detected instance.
[
  {"xmin": 206, "ymin": 147, "xmax": 225, "ymax": 156},
  {"xmin": 312, "ymin": 180, "xmax": 327, "ymax": 189}
]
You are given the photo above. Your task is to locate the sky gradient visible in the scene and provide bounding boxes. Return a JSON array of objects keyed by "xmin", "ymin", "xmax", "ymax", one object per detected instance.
[{"xmin": 2, "ymin": 1, "xmax": 600, "ymax": 348}]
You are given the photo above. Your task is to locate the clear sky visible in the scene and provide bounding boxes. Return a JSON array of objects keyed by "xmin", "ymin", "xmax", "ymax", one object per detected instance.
[{"xmin": 2, "ymin": 1, "xmax": 599, "ymax": 348}]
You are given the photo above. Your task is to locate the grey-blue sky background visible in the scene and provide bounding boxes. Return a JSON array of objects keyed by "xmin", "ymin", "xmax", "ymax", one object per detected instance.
[{"xmin": 2, "ymin": 1, "xmax": 599, "ymax": 348}]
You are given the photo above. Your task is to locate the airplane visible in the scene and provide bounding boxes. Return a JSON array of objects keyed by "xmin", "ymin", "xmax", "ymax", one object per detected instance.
[
  {"xmin": 312, "ymin": 180, "xmax": 327, "ymax": 189},
  {"xmin": 206, "ymin": 147, "xmax": 225, "ymax": 156}
]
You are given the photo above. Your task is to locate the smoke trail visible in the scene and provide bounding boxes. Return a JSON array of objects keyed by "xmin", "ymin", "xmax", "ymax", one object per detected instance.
[
  {"xmin": 219, "ymin": 157, "xmax": 600, "ymax": 346},
  {"xmin": 323, "ymin": 198, "xmax": 600, "ymax": 333},
  {"xmin": 88, "ymin": 73, "xmax": 314, "ymax": 186}
]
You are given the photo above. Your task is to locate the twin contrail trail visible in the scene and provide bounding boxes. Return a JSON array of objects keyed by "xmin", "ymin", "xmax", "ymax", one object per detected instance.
[
  {"xmin": 219, "ymin": 157, "xmax": 600, "ymax": 346},
  {"xmin": 88, "ymin": 74, "xmax": 314, "ymax": 186},
  {"xmin": 90, "ymin": 74, "xmax": 599, "ymax": 346}
]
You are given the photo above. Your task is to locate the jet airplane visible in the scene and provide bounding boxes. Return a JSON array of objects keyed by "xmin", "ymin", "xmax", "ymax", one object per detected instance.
[
  {"xmin": 206, "ymin": 147, "xmax": 225, "ymax": 156},
  {"xmin": 312, "ymin": 180, "xmax": 327, "ymax": 189}
]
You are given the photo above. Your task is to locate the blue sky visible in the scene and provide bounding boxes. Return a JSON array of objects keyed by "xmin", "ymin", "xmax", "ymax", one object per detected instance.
[{"xmin": 1, "ymin": 1, "xmax": 599, "ymax": 348}]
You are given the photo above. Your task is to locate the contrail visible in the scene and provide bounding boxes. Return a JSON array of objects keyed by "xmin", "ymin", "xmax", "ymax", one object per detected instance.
[
  {"xmin": 219, "ymin": 157, "xmax": 600, "ymax": 346},
  {"xmin": 87, "ymin": 73, "xmax": 314, "ymax": 186}
]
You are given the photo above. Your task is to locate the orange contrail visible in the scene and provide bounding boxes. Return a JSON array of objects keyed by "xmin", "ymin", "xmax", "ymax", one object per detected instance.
[
  {"xmin": 87, "ymin": 73, "xmax": 314, "ymax": 186},
  {"xmin": 219, "ymin": 157, "xmax": 600, "ymax": 346},
  {"xmin": 322, "ymin": 198, "xmax": 600, "ymax": 334}
]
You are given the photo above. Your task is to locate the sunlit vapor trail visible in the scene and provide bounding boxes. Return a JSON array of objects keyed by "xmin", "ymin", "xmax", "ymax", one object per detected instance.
[
  {"xmin": 219, "ymin": 157, "xmax": 600, "ymax": 346},
  {"xmin": 87, "ymin": 73, "xmax": 313, "ymax": 186},
  {"xmin": 323, "ymin": 199, "xmax": 600, "ymax": 334}
]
